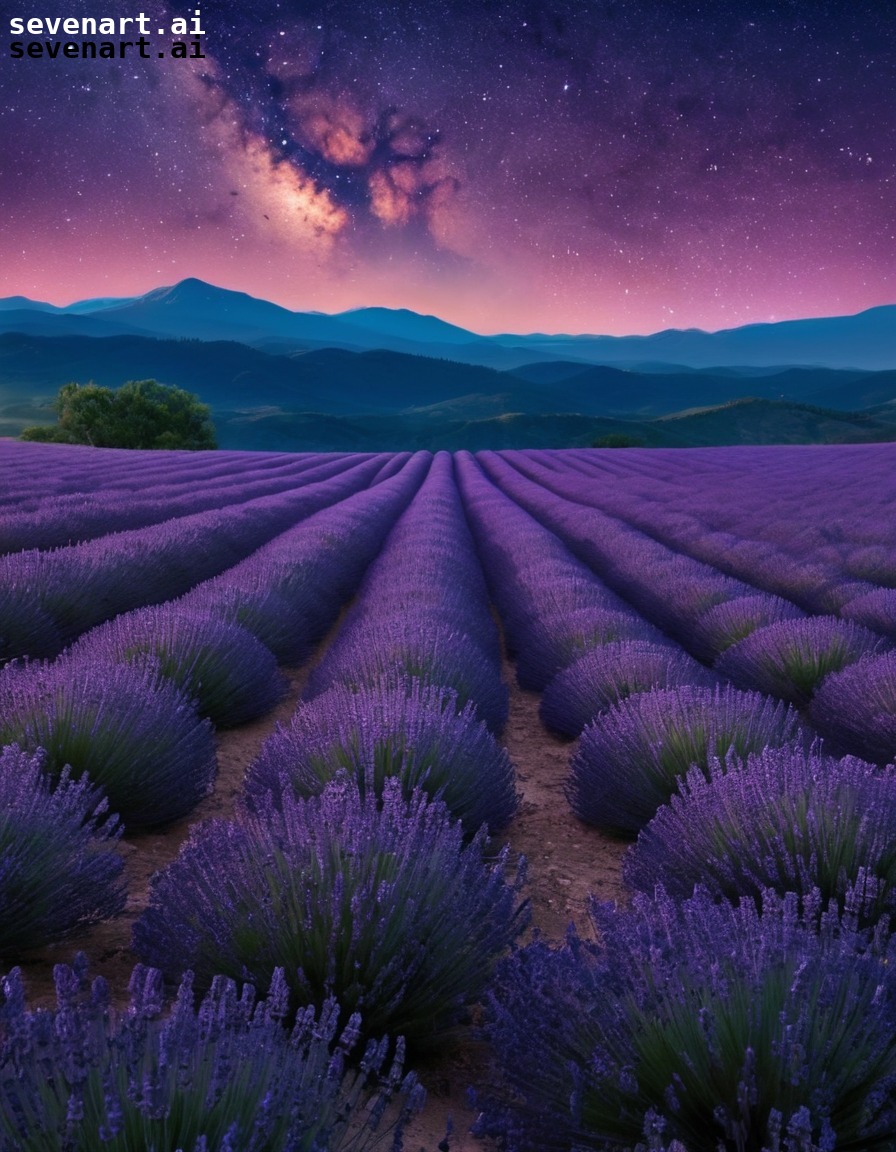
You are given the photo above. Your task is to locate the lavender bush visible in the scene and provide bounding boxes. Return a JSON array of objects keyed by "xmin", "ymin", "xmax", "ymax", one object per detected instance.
[
  {"xmin": 515, "ymin": 606, "xmax": 664, "ymax": 691},
  {"xmin": 690, "ymin": 594, "xmax": 806, "ymax": 663},
  {"xmin": 0, "ymin": 956, "xmax": 424, "ymax": 1151},
  {"xmin": 69, "ymin": 606, "xmax": 286, "ymax": 727},
  {"xmin": 0, "ymin": 657, "xmax": 216, "ymax": 827},
  {"xmin": 842, "ymin": 544, "xmax": 896, "ymax": 588},
  {"xmin": 0, "ymin": 461, "xmax": 386, "ymax": 661},
  {"xmin": 842, "ymin": 586, "xmax": 896, "ymax": 642},
  {"xmin": 477, "ymin": 888, "xmax": 896, "ymax": 1151},
  {"xmin": 187, "ymin": 574, "xmax": 321, "ymax": 664},
  {"xmin": 624, "ymin": 746, "xmax": 896, "ymax": 923},
  {"xmin": 305, "ymin": 618, "xmax": 509, "ymax": 734},
  {"xmin": 364, "ymin": 591, "xmax": 500, "ymax": 662},
  {"xmin": 809, "ymin": 651, "xmax": 896, "ymax": 763},
  {"xmin": 243, "ymin": 680, "xmax": 518, "ymax": 835},
  {"xmin": 499, "ymin": 569, "xmax": 629, "ymax": 655},
  {"xmin": 0, "ymin": 587, "xmax": 62, "ymax": 665},
  {"xmin": 134, "ymin": 777, "xmax": 528, "ymax": 1049},
  {"xmin": 567, "ymin": 684, "xmax": 806, "ymax": 834},
  {"xmin": 350, "ymin": 452, "xmax": 502, "ymax": 661},
  {"xmin": 540, "ymin": 641, "xmax": 715, "ymax": 737},
  {"xmin": 176, "ymin": 452, "xmax": 430, "ymax": 666},
  {"xmin": 0, "ymin": 745, "xmax": 125, "ymax": 955},
  {"xmin": 714, "ymin": 616, "xmax": 887, "ymax": 707}
]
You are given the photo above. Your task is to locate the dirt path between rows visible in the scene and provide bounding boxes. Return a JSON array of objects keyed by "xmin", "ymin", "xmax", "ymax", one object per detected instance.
[
  {"xmin": 402, "ymin": 658, "xmax": 629, "ymax": 1151},
  {"xmin": 9, "ymin": 656, "xmax": 628, "ymax": 1151}
]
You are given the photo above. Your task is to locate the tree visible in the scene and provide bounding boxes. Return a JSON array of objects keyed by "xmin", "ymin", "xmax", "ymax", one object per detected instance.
[{"xmin": 21, "ymin": 380, "xmax": 217, "ymax": 450}]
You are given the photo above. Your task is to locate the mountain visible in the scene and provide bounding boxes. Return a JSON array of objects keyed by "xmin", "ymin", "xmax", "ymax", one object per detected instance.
[
  {"xmin": 490, "ymin": 306, "xmax": 896, "ymax": 371},
  {"xmin": 332, "ymin": 306, "xmax": 490, "ymax": 346},
  {"xmin": 0, "ymin": 310, "xmax": 159, "ymax": 339},
  {"xmin": 1, "ymin": 276, "xmax": 894, "ymax": 450},
  {"xmin": 0, "ymin": 279, "xmax": 892, "ymax": 370},
  {"xmin": 4, "ymin": 331, "xmax": 894, "ymax": 419},
  {"xmin": 0, "ymin": 297, "xmax": 60, "ymax": 313},
  {"xmin": 81, "ymin": 278, "xmax": 372, "ymax": 346},
  {"xmin": 2, "ymin": 329, "xmax": 895, "ymax": 427},
  {"xmin": 0, "ymin": 333, "xmax": 534, "ymax": 415}
]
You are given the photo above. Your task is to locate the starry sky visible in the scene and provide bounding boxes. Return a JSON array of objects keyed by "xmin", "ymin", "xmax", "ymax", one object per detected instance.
[{"xmin": 1, "ymin": 1, "xmax": 894, "ymax": 334}]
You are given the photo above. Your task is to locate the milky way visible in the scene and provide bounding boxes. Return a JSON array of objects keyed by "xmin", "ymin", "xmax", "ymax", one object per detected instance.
[{"xmin": 1, "ymin": 0, "xmax": 893, "ymax": 333}]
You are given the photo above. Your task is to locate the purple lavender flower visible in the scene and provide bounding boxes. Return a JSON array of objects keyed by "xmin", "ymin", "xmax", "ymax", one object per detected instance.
[
  {"xmin": 515, "ymin": 606, "xmax": 665, "ymax": 691},
  {"xmin": 0, "ymin": 587, "xmax": 63, "ymax": 666},
  {"xmin": 134, "ymin": 776, "xmax": 528, "ymax": 1049},
  {"xmin": 842, "ymin": 586, "xmax": 896, "ymax": 643},
  {"xmin": 714, "ymin": 616, "xmax": 887, "ymax": 707},
  {"xmin": 624, "ymin": 745, "xmax": 896, "ymax": 923},
  {"xmin": 175, "ymin": 450, "xmax": 431, "ymax": 664},
  {"xmin": 0, "ymin": 656, "xmax": 216, "ymax": 827},
  {"xmin": 0, "ymin": 457, "xmax": 392, "ymax": 660},
  {"xmin": 809, "ymin": 651, "xmax": 896, "ymax": 763},
  {"xmin": 842, "ymin": 544, "xmax": 896, "ymax": 588},
  {"xmin": 567, "ymin": 684, "xmax": 806, "ymax": 834},
  {"xmin": 68, "ymin": 605, "xmax": 286, "ymax": 727},
  {"xmin": 244, "ymin": 679, "xmax": 518, "ymax": 835},
  {"xmin": 0, "ymin": 451, "xmax": 372, "ymax": 553},
  {"xmin": 540, "ymin": 640, "xmax": 716, "ymax": 737},
  {"xmin": 455, "ymin": 453, "xmax": 634, "ymax": 672},
  {"xmin": 0, "ymin": 957, "xmax": 424, "ymax": 1150},
  {"xmin": 0, "ymin": 744, "xmax": 125, "ymax": 954},
  {"xmin": 690, "ymin": 594, "xmax": 806, "ymax": 663},
  {"xmin": 306, "ymin": 617, "xmax": 509, "ymax": 733},
  {"xmin": 477, "ymin": 887, "xmax": 896, "ymax": 1151},
  {"xmin": 188, "ymin": 573, "xmax": 320, "ymax": 664},
  {"xmin": 500, "ymin": 568, "xmax": 629, "ymax": 647}
]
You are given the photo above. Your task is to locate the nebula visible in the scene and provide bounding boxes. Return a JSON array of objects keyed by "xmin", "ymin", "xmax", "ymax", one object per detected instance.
[{"xmin": 0, "ymin": 0, "xmax": 892, "ymax": 333}]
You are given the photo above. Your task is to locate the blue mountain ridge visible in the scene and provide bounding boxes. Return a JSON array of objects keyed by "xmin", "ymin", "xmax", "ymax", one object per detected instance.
[{"xmin": 0, "ymin": 278, "xmax": 892, "ymax": 370}]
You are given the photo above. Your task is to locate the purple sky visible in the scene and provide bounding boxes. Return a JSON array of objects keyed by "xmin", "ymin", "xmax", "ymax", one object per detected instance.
[{"xmin": 1, "ymin": 0, "xmax": 893, "ymax": 334}]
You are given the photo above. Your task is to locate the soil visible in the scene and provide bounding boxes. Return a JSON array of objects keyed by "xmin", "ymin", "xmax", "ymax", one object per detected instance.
[{"xmin": 8, "ymin": 655, "xmax": 629, "ymax": 1151}]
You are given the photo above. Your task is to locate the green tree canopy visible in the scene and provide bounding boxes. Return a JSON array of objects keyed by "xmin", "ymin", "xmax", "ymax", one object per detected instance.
[{"xmin": 21, "ymin": 380, "xmax": 217, "ymax": 450}]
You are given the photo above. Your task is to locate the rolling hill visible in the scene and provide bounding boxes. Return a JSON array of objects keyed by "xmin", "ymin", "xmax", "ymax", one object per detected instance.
[{"xmin": 1, "ymin": 278, "xmax": 893, "ymax": 449}]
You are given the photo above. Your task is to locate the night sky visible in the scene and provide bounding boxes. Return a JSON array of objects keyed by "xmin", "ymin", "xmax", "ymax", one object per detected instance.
[{"xmin": 1, "ymin": 1, "xmax": 893, "ymax": 334}]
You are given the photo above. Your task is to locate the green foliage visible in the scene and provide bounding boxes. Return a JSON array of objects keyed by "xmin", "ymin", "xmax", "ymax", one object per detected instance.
[
  {"xmin": 21, "ymin": 379, "xmax": 217, "ymax": 450},
  {"xmin": 17, "ymin": 424, "xmax": 71, "ymax": 443},
  {"xmin": 592, "ymin": 432, "xmax": 644, "ymax": 448}
]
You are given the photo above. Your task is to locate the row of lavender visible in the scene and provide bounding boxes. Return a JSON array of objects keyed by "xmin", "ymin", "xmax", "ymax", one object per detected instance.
[
  {"xmin": 509, "ymin": 442, "xmax": 896, "ymax": 658},
  {"xmin": 132, "ymin": 452, "xmax": 527, "ymax": 1056},
  {"xmin": 0, "ymin": 441, "xmax": 379, "ymax": 550},
  {"xmin": 5, "ymin": 439, "xmax": 896, "ymax": 1148},
  {"xmin": 458, "ymin": 451, "xmax": 896, "ymax": 1149},
  {"xmin": 1, "ymin": 451, "xmax": 435, "ymax": 1148},
  {"xmin": 456, "ymin": 452, "xmax": 809, "ymax": 832},
  {"xmin": 0, "ymin": 448, "xmax": 530, "ymax": 1147},
  {"xmin": 481, "ymin": 450, "xmax": 896, "ymax": 764},
  {"xmin": 550, "ymin": 443, "xmax": 896, "ymax": 611},
  {"xmin": 0, "ymin": 452, "xmax": 430, "ymax": 934},
  {"xmin": 0, "ymin": 452, "xmax": 399, "ymax": 662}
]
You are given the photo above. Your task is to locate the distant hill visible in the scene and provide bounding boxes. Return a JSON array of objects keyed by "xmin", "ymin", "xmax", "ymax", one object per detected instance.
[
  {"xmin": 3, "ymin": 332, "xmax": 894, "ymax": 423},
  {"xmin": 1, "ymin": 278, "xmax": 894, "ymax": 449},
  {"xmin": 3, "ymin": 332, "xmax": 896, "ymax": 452},
  {"xmin": 0, "ymin": 333, "xmax": 535, "ymax": 414},
  {"xmin": 208, "ymin": 398, "xmax": 896, "ymax": 452},
  {"xmin": 1, "ymin": 278, "xmax": 892, "ymax": 370},
  {"xmin": 654, "ymin": 397, "xmax": 896, "ymax": 445}
]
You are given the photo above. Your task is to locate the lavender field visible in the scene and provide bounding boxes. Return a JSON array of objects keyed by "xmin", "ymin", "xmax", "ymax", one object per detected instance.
[{"xmin": 3, "ymin": 438, "xmax": 896, "ymax": 1151}]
